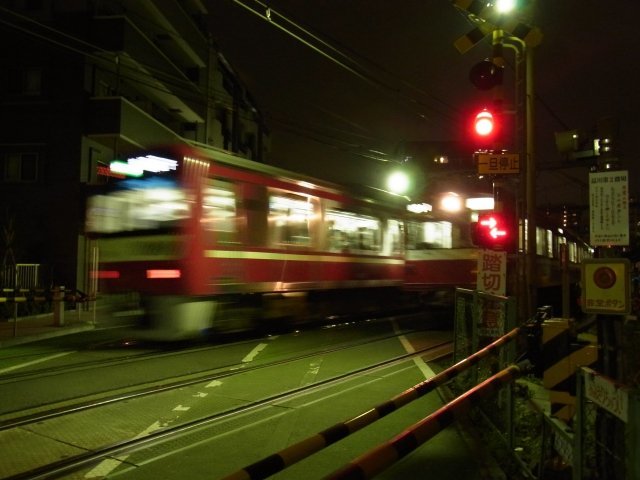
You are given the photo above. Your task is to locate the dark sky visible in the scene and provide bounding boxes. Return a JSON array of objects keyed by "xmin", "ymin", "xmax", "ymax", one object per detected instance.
[{"xmin": 206, "ymin": 0, "xmax": 640, "ymax": 208}]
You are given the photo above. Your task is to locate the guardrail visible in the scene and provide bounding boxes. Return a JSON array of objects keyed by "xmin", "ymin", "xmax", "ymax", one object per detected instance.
[
  {"xmin": 0, "ymin": 286, "xmax": 96, "ymax": 338},
  {"xmin": 0, "ymin": 263, "xmax": 43, "ymax": 290}
]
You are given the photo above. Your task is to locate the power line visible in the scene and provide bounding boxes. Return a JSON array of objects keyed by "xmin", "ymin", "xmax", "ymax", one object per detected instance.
[{"xmin": 227, "ymin": 0, "xmax": 462, "ymax": 124}]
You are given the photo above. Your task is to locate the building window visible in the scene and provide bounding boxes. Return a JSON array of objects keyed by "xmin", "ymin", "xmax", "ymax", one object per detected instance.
[
  {"xmin": 0, "ymin": 153, "xmax": 39, "ymax": 183},
  {"xmin": 23, "ymin": 68, "xmax": 42, "ymax": 96},
  {"xmin": 5, "ymin": 67, "xmax": 42, "ymax": 96}
]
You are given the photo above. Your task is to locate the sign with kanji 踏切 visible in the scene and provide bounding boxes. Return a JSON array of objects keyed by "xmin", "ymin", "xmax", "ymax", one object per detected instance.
[
  {"xmin": 477, "ymin": 249, "xmax": 506, "ymax": 296},
  {"xmin": 589, "ymin": 170, "xmax": 629, "ymax": 246}
]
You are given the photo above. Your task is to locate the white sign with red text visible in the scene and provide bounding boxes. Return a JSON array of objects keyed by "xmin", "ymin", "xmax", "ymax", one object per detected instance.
[{"xmin": 477, "ymin": 249, "xmax": 506, "ymax": 296}]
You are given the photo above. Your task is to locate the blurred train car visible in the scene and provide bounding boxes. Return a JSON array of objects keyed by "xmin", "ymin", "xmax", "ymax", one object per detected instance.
[
  {"xmin": 403, "ymin": 210, "xmax": 592, "ymax": 312},
  {"xmin": 86, "ymin": 144, "xmax": 410, "ymax": 339},
  {"xmin": 86, "ymin": 144, "xmax": 593, "ymax": 339}
]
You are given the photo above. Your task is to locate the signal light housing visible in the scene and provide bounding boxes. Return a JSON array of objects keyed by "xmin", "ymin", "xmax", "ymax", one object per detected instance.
[
  {"xmin": 472, "ymin": 211, "xmax": 516, "ymax": 252},
  {"xmin": 469, "ymin": 60, "xmax": 504, "ymax": 90}
]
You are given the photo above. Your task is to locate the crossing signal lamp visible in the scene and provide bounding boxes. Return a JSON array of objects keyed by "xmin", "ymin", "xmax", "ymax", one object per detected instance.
[
  {"xmin": 472, "ymin": 211, "xmax": 515, "ymax": 251},
  {"xmin": 469, "ymin": 60, "xmax": 504, "ymax": 91},
  {"xmin": 474, "ymin": 109, "xmax": 495, "ymax": 137}
]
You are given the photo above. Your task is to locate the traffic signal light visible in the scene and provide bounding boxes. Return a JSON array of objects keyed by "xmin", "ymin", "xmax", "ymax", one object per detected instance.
[
  {"xmin": 472, "ymin": 211, "xmax": 516, "ymax": 252},
  {"xmin": 474, "ymin": 109, "xmax": 495, "ymax": 137}
]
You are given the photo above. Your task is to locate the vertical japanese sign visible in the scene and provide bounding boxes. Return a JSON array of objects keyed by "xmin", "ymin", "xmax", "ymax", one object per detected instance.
[
  {"xmin": 477, "ymin": 249, "xmax": 506, "ymax": 296},
  {"xmin": 589, "ymin": 170, "xmax": 629, "ymax": 246}
]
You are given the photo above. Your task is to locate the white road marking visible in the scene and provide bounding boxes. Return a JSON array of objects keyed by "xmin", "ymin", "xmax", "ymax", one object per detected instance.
[
  {"xmin": 84, "ymin": 421, "xmax": 163, "ymax": 478},
  {"xmin": 173, "ymin": 405, "xmax": 190, "ymax": 412},
  {"xmin": 242, "ymin": 343, "xmax": 267, "ymax": 363},
  {"xmin": 393, "ymin": 320, "xmax": 436, "ymax": 380},
  {"xmin": 0, "ymin": 351, "xmax": 74, "ymax": 374},
  {"xmin": 193, "ymin": 392, "xmax": 208, "ymax": 398},
  {"xmin": 113, "ymin": 365, "xmax": 418, "ymax": 475},
  {"xmin": 206, "ymin": 379, "xmax": 223, "ymax": 388}
]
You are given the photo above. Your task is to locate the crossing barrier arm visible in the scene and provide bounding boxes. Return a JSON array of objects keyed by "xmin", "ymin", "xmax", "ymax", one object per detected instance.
[
  {"xmin": 325, "ymin": 360, "xmax": 532, "ymax": 480},
  {"xmin": 221, "ymin": 327, "xmax": 523, "ymax": 480}
]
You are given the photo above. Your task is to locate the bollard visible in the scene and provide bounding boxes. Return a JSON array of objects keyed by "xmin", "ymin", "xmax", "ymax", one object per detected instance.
[{"xmin": 53, "ymin": 286, "xmax": 65, "ymax": 326}]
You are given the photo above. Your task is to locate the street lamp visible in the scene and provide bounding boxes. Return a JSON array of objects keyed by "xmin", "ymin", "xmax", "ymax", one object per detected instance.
[
  {"xmin": 386, "ymin": 170, "xmax": 410, "ymax": 195},
  {"xmin": 495, "ymin": 0, "xmax": 516, "ymax": 14}
]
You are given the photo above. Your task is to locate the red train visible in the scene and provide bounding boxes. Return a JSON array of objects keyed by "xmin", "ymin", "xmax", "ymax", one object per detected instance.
[{"xmin": 86, "ymin": 144, "xmax": 590, "ymax": 339}]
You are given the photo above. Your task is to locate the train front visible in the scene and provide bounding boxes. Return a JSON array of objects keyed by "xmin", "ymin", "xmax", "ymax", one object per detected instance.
[{"xmin": 85, "ymin": 149, "xmax": 210, "ymax": 340}]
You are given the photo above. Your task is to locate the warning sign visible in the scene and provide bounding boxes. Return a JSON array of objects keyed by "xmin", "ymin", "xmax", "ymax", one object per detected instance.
[
  {"xmin": 477, "ymin": 250, "xmax": 507, "ymax": 296},
  {"xmin": 581, "ymin": 258, "xmax": 630, "ymax": 315}
]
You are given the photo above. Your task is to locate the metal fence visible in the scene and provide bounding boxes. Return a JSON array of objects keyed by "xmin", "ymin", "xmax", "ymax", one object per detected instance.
[
  {"xmin": 453, "ymin": 288, "xmax": 518, "ymax": 444},
  {"xmin": 0, "ymin": 263, "xmax": 43, "ymax": 290},
  {"xmin": 454, "ymin": 287, "xmax": 640, "ymax": 479}
]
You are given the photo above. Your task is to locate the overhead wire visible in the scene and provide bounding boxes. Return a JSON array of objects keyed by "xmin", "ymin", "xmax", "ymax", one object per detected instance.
[
  {"xmin": 228, "ymin": 0, "xmax": 463, "ymax": 124},
  {"xmin": 0, "ymin": 4, "xmax": 402, "ymax": 159},
  {"xmin": 248, "ymin": 0, "xmax": 464, "ymax": 117}
]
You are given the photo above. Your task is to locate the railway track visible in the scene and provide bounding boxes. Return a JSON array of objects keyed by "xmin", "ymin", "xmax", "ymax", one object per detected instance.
[{"xmin": 1, "ymin": 314, "xmax": 452, "ymax": 479}]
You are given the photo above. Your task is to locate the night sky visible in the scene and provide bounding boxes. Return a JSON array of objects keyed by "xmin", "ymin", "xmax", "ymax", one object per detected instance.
[{"xmin": 206, "ymin": 1, "xmax": 640, "ymax": 208}]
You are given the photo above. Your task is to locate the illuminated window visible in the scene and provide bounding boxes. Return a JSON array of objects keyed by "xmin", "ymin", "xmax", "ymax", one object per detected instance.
[
  {"xmin": 325, "ymin": 209, "xmax": 380, "ymax": 252},
  {"xmin": 536, "ymin": 227, "xmax": 546, "ymax": 256},
  {"xmin": 546, "ymin": 229, "xmax": 554, "ymax": 258},
  {"xmin": 203, "ymin": 179, "xmax": 237, "ymax": 243},
  {"xmin": 85, "ymin": 176, "xmax": 192, "ymax": 233},
  {"xmin": 406, "ymin": 221, "xmax": 452, "ymax": 249},
  {"xmin": 269, "ymin": 192, "xmax": 314, "ymax": 246},
  {"xmin": 384, "ymin": 219, "xmax": 404, "ymax": 255}
]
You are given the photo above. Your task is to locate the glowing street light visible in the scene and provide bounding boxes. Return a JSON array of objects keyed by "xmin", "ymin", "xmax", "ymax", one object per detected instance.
[
  {"xmin": 440, "ymin": 192, "xmax": 463, "ymax": 213},
  {"xmin": 386, "ymin": 170, "xmax": 410, "ymax": 195},
  {"xmin": 495, "ymin": 0, "xmax": 516, "ymax": 14}
]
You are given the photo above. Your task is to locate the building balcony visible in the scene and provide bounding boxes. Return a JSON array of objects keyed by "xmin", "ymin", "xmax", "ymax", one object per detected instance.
[
  {"xmin": 85, "ymin": 97, "xmax": 182, "ymax": 152},
  {"xmin": 89, "ymin": 16, "xmax": 206, "ymax": 124}
]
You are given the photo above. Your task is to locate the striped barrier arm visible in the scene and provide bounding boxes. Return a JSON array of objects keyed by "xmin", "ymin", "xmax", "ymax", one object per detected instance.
[
  {"xmin": 221, "ymin": 327, "xmax": 522, "ymax": 480},
  {"xmin": 541, "ymin": 318, "xmax": 598, "ymax": 421},
  {"xmin": 325, "ymin": 362, "xmax": 529, "ymax": 480}
]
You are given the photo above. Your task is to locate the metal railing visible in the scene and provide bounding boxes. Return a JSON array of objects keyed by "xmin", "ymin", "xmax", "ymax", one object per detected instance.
[{"xmin": 0, "ymin": 263, "xmax": 43, "ymax": 290}]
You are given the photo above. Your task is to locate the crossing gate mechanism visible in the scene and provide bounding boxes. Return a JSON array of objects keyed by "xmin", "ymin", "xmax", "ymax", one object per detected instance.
[{"xmin": 541, "ymin": 318, "xmax": 598, "ymax": 422}]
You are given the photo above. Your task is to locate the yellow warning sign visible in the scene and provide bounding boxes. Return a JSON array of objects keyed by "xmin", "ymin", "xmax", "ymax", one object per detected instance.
[{"xmin": 581, "ymin": 258, "xmax": 630, "ymax": 315}]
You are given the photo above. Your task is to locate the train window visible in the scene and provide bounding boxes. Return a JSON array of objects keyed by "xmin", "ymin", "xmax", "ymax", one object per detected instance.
[
  {"xmin": 269, "ymin": 193, "xmax": 314, "ymax": 246},
  {"xmin": 86, "ymin": 176, "xmax": 192, "ymax": 233},
  {"xmin": 568, "ymin": 241, "xmax": 578, "ymax": 263},
  {"xmin": 536, "ymin": 227, "xmax": 547, "ymax": 256},
  {"xmin": 546, "ymin": 229, "xmax": 554, "ymax": 258},
  {"xmin": 384, "ymin": 219, "xmax": 404, "ymax": 255},
  {"xmin": 556, "ymin": 236, "xmax": 567, "ymax": 260},
  {"xmin": 325, "ymin": 209, "xmax": 380, "ymax": 252},
  {"xmin": 407, "ymin": 221, "xmax": 452, "ymax": 249},
  {"xmin": 202, "ymin": 179, "xmax": 237, "ymax": 243}
]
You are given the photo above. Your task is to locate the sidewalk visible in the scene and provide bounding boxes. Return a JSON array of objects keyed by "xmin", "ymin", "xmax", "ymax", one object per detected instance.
[{"xmin": 0, "ymin": 309, "xmax": 98, "ymax": 347}]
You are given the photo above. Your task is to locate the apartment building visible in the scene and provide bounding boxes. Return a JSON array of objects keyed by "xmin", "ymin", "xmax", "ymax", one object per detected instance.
[{"xmin": 0, "ymin": 0, "xmax": 268, "ymax": 292}]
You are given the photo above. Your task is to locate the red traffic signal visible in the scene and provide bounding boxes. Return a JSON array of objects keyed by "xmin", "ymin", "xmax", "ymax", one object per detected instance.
[
  {"xmin": 472, "ymin": 212, "xmax": 515, "ymax": 251},
  {"xmin": 474, "ymin": 109, "xmax": 495, "ymax": 137}
]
